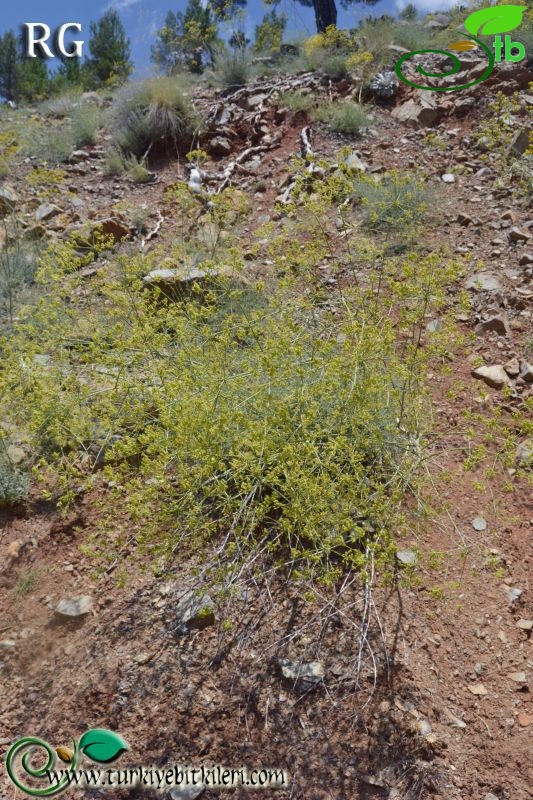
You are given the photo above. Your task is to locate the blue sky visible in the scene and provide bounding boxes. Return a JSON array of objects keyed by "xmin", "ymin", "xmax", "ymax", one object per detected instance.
[{"xmin": 3, "ymin": 0, "xmax": 460, "ymax": 77}]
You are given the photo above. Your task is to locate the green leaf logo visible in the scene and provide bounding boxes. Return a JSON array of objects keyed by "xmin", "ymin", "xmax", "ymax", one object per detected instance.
[
  {"xmin": 464, "ymin": 4, "xmax": 526, "ymax": 36},
  {"xmin": 78, "ymin": 729, "xmax": 128, "ymax": 764}
]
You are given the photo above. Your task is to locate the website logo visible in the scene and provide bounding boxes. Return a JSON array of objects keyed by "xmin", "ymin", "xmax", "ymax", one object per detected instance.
[
  {"xmin": 395, "ymin": 4, "xmax": 527, "ymax": 92},
  {"xmin": 5, "ymin": 729, "xmax": 128, "ymax": 796}
]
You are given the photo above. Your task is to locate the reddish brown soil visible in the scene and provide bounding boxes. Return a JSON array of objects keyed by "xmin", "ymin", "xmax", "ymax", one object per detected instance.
[{"xmin": 0, "ymin": 73, "xmax": 531, "ymax": 800}]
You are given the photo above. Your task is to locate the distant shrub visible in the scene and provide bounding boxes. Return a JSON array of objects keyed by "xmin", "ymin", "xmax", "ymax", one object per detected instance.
[
  {"xmin": 215, "ymin": 53, "xmax": 251, "ymax": 89},
  {"xmin": 109, "ymin": 77, "xmax": 196, "ymax": 158},
  {"xmin": 314, "ymin": 101, "xmax": 371, "ymax": 137},
  {"xmin": 43, "ymin": 92, "xmax": 82, "ymax": 119},
  {"xmin": 103, "ymin": 148, "xmax": 126, "ymax": 175},
  {"xmin": 71, "ymin": 105, "xmax": 104, "ymax": 147},
  {"xmin": 280, "ymin": 91, "xmax": 314, "ymax": 113}
]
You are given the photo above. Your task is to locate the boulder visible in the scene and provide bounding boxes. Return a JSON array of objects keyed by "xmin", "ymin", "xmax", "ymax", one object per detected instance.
[
  {"xmin": 0, "ymin": 186, "xmax": 18, "ymax": 216},
  {"xmin": 391, "ymin": 94, "xmax": 442, "ymax": 129},
  {"xmin": 472, "ymin": 364, "xmax": 512, "ymax": 389}
]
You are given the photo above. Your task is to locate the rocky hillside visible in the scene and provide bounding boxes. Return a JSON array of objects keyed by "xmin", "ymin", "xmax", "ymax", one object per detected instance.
[{"xmin": 0, "ymin": 52, "xmax": 532, "ymax": 800}]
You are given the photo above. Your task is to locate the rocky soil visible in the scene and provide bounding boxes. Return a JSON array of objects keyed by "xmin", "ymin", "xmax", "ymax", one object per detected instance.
[{"xmin": 0, "ymin": 60, "xmax": 532, "ymax": 800}]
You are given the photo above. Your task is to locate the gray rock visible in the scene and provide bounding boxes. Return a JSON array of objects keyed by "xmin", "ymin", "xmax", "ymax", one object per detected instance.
[
  {"xmin": 396, "ymin": 550, "xmax": 417, "ymax": 566},
  {"xmin": 208, "ymin": 137, "xmax": 232, "ymax": 157},
  {"xmin": 509, "ymin": 129, "xmax": 529, "ymax": 155},
  {"xmin": 0, "ymin": 186, "xmax": 18, "ymax": 216},
  {"xmin": 504, "ymin": 357, "xmax": 520, "ymax": 377},
  {"xmin": 344, "ymin": 152, "xmax": 367, "ymax": 172},
  {"xmin": 6, "ymin": 445, "xmax": 26, "ymax": 465},
  {"xmin": 35, "ymin": 203, "xmax": 62, "ymax": 223},
  {"xmin": 0, "ymin": 640, "xmax": 16, "ymax": 650},
  {"xmin": 516, "ymin": 619, "xmax": 533, "ymax": 631},
  {"xmin": 519, "ymin": 361, "xmax": 533, "ymax": 382},
  {"xmin": 509, "ymin": 671, "xmax": 526, "ymax": 683},
  {"xmin": 465, "ymin": 272, "xmax": 502, "ymax": 292},
  {"xmin": 279, "ymin": 659, "xmax": 324, "ymax": 693},
  {"xmin": 391, "ymin": 96, "xmax": 441, "ymax": 129},
  {"xmin": 169, "ymin": 787, "xmax": 205, "ymax": 800},
  {"xmin": 475, "ymin": 316, "xmax": 509, "ymax": 336},
  {"xmin": 81, "ymin": 91, "xmax": 106, "ymax": 107},
  {"xmin": 509, "ymin": 226, "xmax": 530, "ymax": 243},
  {"xmin": 175, "ymin": 590, "xmax": 216, "ymax": 631},
  {"xmin": 508, "ymin": 587, "xmax": 523, "ymax": 603},
  {"xmin": 516, "ymin": 440, "xmax": 532, "ymax": 466},
  {"xmin": 143, "ymin": 266, "xmax": 212, "ymax": 299},
  {"xmin": 471, "ymin": 365, "xmax": 512, "ymax": 389},
  {"xmin": 441, "ymin": 173, "xmax": 455, "ymax": 183},
  {"xmin": 471, "ymin": 517, "xmax": 487, "ymax": 532},
  {"xmin": 55, "ymin": 595, "xmax": 93, "ymax": 619}
]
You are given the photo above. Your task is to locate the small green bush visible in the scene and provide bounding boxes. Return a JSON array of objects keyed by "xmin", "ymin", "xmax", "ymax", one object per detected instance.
[
  {"xmin": 280, "ymin": 91, "xmax": 314, "ymax": 113},
  {"xmin": 103, "ymin": 148, "xmax": 126, "ymax": 176},
  {"xmin": 314, "ymin": 101, "xmax": 371, "ymax": 137},
  {"xmin": 0, "ymin": 241, "xmax": 37, "ymax": 319},
  {"xmin": 352, "ymin": 170, "xmax": 434, "ymax": 234},
  {"xmin": 0, "ymin": 450, "xmax": 29, "ymax": 506},
  {"xmin": 126, "ymin": 156, "xmax": 154, "ymax": 183},
  {"xmin": 215, "ymin": 53, "xmax": 251, "ymax": 89},
  {"xmin": 109, "ymin": 77, "xmax": 196, "ymax": 158},
  {"xmin": 71, "ymin": 105, "xmax": 104, "ymax": 148}
]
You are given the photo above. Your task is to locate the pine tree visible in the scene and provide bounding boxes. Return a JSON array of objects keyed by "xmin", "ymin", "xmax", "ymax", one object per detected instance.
[
  {"xmin": 152, "ymin": 1, "xmax": 220, "ymax": 74},
  {"xmin": 85, "ymin": 9, "xmax": 132, "ymax": 86},
  {"xmin": 0, "ymin": 31, "xmax": 19, "ymax": 101},
  {"xmin": 253, "ymin": 10, "xmax": 287, "ymax": 54}
]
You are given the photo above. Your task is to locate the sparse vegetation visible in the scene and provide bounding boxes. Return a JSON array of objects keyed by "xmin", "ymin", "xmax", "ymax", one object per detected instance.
[{"xmin": 313, "ymin": 100, "xmax": 371, "ymax": 136}]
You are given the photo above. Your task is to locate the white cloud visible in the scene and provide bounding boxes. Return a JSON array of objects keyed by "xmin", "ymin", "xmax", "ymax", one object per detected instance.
[
  {"xmin": 103, "ymin": 0, "xmax": 141, "ymax": 12},
  {"xmin": 395, "ymin": 0, "xmax": 461, "ymax": 11}
]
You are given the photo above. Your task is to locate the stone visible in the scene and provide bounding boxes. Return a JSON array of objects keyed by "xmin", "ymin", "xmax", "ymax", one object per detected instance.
[
  {"xmin": 509, "ymin": 226, "xmax": 530, "ymax": 243},
  {"xmin": 96, "ymin": 218, "xmax": 131, "ymax": 243},
  {"xmin": 169, "ymin": 787, "xmax": 205, "ymax": 800},
  {"xmin": 6, "ymin": 445, "xmax": 26, "ymax": 465},
  {"xmin": 516, "ymin": 619, "xmax": 533, "ymax": 631},
  {"xmin": 471, "ymin": 365, "xmax": 512, "ymax": 389},
  {"xmin": 69, "ymin": 150, "xmax": 90, "ymax": 163},
  {"xmin": 441, "ymin": 173, "xmax": 455, "ymax": 183},
  {"xmin": 0, "ymin": 640, "xmax": 16, "ymax": 650},
  {"xmin": 0, "ymin": 186, "xmax": 18, "ymax": 216},
  {"xmin": 509, "ymin": 129, "xmax": 529, "ymax": 155},
  {"xmin": 174, "ymin": 590, "xmax": 215, "ymax": 631},
  {"xmin": 344, "ymin": 152, "xmax": 367, "ymax": 172},
  {"xmin": 471, "ymin": 517, "xmax": 487, "ymax": 532},
  {"xmin": 519, "ymin": 252, "xmax": 532, "ymax": 265},
  {"xmin": 457, "ymin": 212, "xmax": 473, "ymax": 225},
  {"xmin": 81, "ymin": 91, "xmax": 106, "ymax": 107},
  {"xmin": 517, "ymin": 713, "xmax": 530, "ymax": 727},
  {"xmin": 396, "ymin": 550, "xmax": 417, "ymax": 566},
  {"xmin": 504, "ymin": 357, "xmax": 520, "ymax": 377},
  {"xmin": 35, "ymin": 203, "xmax": 62, "ymax": 223},
  {"xmin": 278, "ymin": 659, "xmax": 324, "ymax": 693},
  {"xmin": 207, "ymin": 137, "xmax": 232, "ymax": 157},
  {"xmin": 475, "ymin": 316, "xmax": 509, "ymax": 336},
  {"xmin": 508, "ymin": 587, "xmax": 523, "ymax": 603},
  {"xmin": 245, "ymin": 93, "xmax": 268, "ymax": 110},
  {"xmin": 465, "ymin": 272, "xmax": 502, "ymax": 292},
  {"xmin": 519, "ymin": 361, "xmax": 533, "ymax": 382},
  {"xmin": 55, "ymin": 595, "xmax": 93, "ymax": 619},
  {"xmin": 509, "ymin": 672, "xmax": 526, "ymax": 684},
  {"xmin": 468, "ymin": 683, "xmax": 487, "ymax": 695},
  {"xmin": 391, "ymin": 97, "xmax": 441, "ymax": 129},
  {"xmin": 515, "ymin": 439, "xmax": 532, "ymax": 466}
]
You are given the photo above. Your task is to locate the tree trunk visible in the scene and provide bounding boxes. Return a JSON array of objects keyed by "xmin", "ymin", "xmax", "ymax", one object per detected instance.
[{"xmin": 313, "ymin": 0, "xmax": 337, "ymax": 33}]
